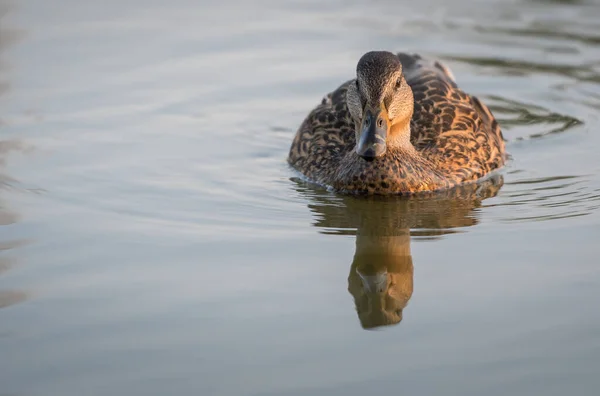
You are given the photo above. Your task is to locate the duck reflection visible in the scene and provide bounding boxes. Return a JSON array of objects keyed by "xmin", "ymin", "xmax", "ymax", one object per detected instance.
[
  {"xmin": 348, "ymin": 229, "xmax": 413, "ymax": 329},
  {"xmin": 294, "ymin": 174, "xmax": 504, "ymax": 329}
]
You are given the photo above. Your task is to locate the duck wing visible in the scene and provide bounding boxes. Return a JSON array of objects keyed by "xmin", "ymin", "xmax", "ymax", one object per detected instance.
[{"xmin": 397, "ymin": 53, "xmax": 506, "ymax": 181}]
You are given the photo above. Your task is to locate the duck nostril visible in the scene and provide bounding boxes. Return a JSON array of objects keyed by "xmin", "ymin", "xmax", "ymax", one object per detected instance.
[{"xmin": 377, "ymin": 118, "xmax": 384, "ymax": 128}]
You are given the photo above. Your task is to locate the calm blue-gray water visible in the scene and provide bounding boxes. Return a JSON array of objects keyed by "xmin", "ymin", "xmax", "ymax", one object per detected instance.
[{"xmin": 1, "ymin": 0, "xmax": 600, "ymax": 395}]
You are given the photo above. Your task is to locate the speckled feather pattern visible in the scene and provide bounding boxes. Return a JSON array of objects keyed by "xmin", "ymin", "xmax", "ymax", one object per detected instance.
[{"xmin": 287, "ymin": 53, "xmax": 506, "ymax": 195}]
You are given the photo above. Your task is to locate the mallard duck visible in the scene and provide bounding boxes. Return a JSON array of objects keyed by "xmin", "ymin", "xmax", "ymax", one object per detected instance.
[{"xmin": 288, "ymin": 51, "xmax": 506, "ymax": 194}]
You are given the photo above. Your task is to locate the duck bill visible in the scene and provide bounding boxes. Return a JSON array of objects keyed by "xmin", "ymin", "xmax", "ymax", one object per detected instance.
[
  {"xmin": 357, "ymin": 103, "xmax": 389, "ymax": 161},
  {"xmin": 358, "ymin": 271, "xmax": 388, "ymax": 294}
]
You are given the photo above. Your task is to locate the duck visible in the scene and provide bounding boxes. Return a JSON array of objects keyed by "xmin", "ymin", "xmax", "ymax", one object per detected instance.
[{"xmin": 288, "ymin": 51, "xmax": 507, "ymax": 195}]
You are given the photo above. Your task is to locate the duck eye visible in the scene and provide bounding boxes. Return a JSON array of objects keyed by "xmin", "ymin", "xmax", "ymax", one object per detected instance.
[
  {"xmin": 395, "ymin": 78, "xmax": 402, "ymax": 89},
  {"xmin": 355, "ymin": 80, "xmax": 360, "ymax": 90}
]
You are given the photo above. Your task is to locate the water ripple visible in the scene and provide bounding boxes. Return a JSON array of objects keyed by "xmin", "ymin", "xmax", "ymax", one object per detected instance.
[
  {"xmin": 484, "ymin": 174, "xmax": 600, "ymax": 223},
  {"xmin": 474, "ymin": 95, "xmax": 586, "ymax": 147}
]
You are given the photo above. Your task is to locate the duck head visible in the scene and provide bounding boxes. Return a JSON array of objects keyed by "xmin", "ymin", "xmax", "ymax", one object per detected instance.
[{"xmin": 346, "ymin": 51, "xmax": 414, "ymax": 161}]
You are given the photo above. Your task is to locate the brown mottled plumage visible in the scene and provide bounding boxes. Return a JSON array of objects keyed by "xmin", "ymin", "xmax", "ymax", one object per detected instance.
[{"xmin": 288, "ymin": 51, "xmax": 506, "ymax": 195}]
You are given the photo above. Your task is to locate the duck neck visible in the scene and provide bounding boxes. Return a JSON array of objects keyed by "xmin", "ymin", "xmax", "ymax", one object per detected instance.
[
  {"xmin": 387, "ymin": 118, "xmax": 415, "ymax": 153},
  {"xmin": 355, "ymin": 230, "xmax": 412, "ymax": 258}
]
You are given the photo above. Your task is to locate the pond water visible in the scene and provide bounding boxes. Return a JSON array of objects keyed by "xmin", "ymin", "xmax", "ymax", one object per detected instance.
[{"xmin": 1, "ymin": 0, "xmax": 600, "ymax": 395}]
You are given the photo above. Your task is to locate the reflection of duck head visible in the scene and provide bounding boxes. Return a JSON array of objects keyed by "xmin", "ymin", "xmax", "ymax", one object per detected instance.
[
  {"xmin": 348, "ymin": 229, "xmax": 413, "ymax": 329},
  {"xmin": 292, "ymin": 173, "xmax": 504, "ymax": 330}
]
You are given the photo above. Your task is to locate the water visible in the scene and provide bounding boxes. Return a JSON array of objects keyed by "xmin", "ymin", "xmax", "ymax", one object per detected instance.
[{"xmin": 1, "ymin": 0, "xmax": 600, "ymax": 395}]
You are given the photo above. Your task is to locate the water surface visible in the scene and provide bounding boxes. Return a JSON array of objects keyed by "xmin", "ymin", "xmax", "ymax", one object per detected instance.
[{"xmin": 1, "ymin": 0, "xmax": 600, "ymax": 395}]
